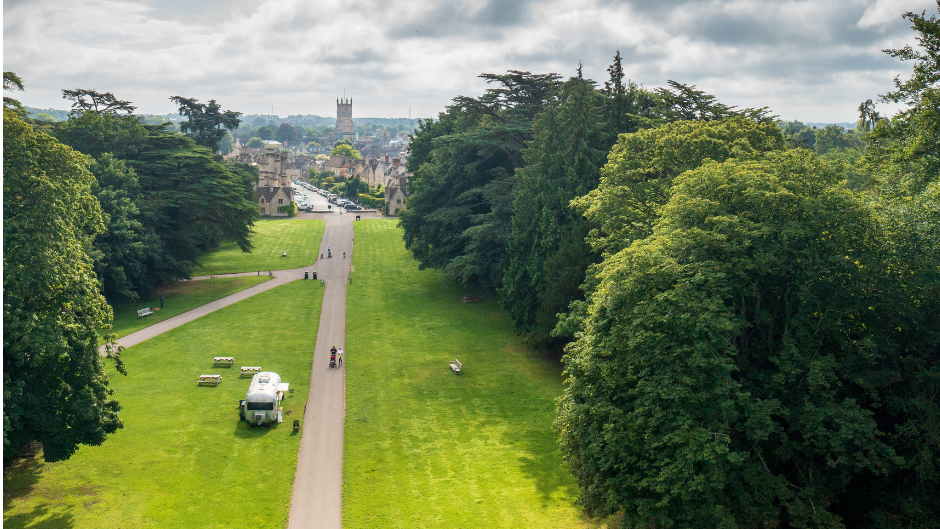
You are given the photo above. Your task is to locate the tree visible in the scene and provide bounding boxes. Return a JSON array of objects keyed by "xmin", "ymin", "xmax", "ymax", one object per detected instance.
[
  {"xmin": 655, "ymin": 81, "xmax": 772, "ymax": 123},
  {"xmin": 401, "ymin": 70, "xmax": 562, "ymax": 290},
  {"xmin": 557, "ymin": 150, "xmax": 940, "ymax": 527},
  {"xmin": 864, "ymin": 2, "xmax": 940, "ymax": 194},
  {"xmin": 248, "ymin": 137, "xmax": 264, "ymax": 148},
  {"xmin": 331, "ymin": 142, "xmax": 362, "ymax": 159},
  {"xmin": 4, "ymin": 110, "xmax": 124, "ymax": 464},
  {"xmin": 52, "ymin": 111, "xmax": 258, "ymax": 289},
  {"xmin": 256, "ymin": 125, "xmax": 275, "ymax": 141},
  {"xmin": 275, "ymin": 122, "xmax": 299, "ymax": 144},
  {"xmin": 219, "ymin": 130, "xmax": 235, "ymax": 155},
  {"xmin": 62, "ymin": 88, "xmax": 136, "ymax": 115},
  {"xmin": 169, "ymin": 96, "xmax": 242, "ymax": 153},
  {"xmin": 501, "ymin": 76, "xmax": 608, "ymax": 350},
  {"xmin": 88, "ymin": 154, "xmax": 161, "ymax": 303},
  {"xmin": 574, "ymin": 118, "xmax": 785, "ymax": 256},
  {"xmin": 3, "ymin": 71, "xmax": 27, "ymax": 117},
  {"xmin": 344, "ymin": 176, "xmax": 367, "ymax": 198}
]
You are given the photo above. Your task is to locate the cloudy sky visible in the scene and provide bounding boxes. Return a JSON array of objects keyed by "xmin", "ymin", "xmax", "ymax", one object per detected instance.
[{"xmin": 3, "ymin": 0, "xmax": 935, "ymax": 122}]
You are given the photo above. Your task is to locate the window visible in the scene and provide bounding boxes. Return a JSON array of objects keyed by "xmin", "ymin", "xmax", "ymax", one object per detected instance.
[
  {"xmin": 278, "ymin": 199, "xmax": 284, "ymax": 204},
  {"xmin": 246, "ymin": 401, "xmax": 275, "ymax": 411}
]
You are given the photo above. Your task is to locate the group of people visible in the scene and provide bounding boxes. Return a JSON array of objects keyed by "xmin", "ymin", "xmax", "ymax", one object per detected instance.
[{"xmin": 329, "ymin": 345, "xmax": 344, "ymax": 367}]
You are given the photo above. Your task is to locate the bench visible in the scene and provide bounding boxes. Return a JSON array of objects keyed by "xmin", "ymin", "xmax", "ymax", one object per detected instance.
[
  {"xmin": 461, "ymin": 296, "xmax": 482, "ymax": 303},
  {"xmin": 449, "ymin": 359, "xmax": 462, "ymax": 375},
  {"xmin": 241, "ymin": 366, "xmax": 262, "ymax": 377},
  {"xmin": 198, "ymin": 374, "xmax": 222, "ymax": 385},
  {"xmin": 137, "ymin": 307, "xmax": 154, "ymax": 318},
  {"xmin": 213, "ymin": 357, "xmax": 234, "ymax": 367}
]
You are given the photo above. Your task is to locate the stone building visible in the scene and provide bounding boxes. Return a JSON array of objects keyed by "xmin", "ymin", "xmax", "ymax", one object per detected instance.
[
  {"xmin": 252, "ymin": 145, "xmax": 295, "ymax": 216},
  {"xmin": 336, "ymin": 97, "xmax": 354, "ymax": 142}
]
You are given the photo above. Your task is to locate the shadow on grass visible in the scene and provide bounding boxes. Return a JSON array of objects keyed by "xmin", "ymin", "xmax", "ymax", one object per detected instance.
[
  {"xmin": 3, "ymin": 504, "xmax": 75, "ymax": 529},
  {"xmin": 4, "ymin": 444, "xmax": 80, "ymax": 529},
  {"xmin": 232, "ymin": 420, "xmax": 280, "ymax": 438},
  {"xmin": 3, "ymin": 443, "xmax": 44, "ymax": 510}
]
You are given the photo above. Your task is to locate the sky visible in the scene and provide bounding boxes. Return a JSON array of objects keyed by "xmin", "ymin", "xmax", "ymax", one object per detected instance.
[{"xmin": 3, "ymin": 0, "xmax": 936, "ymax": 122}]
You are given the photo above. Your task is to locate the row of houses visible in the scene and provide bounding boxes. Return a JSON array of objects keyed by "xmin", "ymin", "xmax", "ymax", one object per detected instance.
[
  {"xmin": 319, "ymin": 154, "xmax": 410, "ymax": 215},
  {"xmin": 226, "ymin": 141, "xmax": 410, "ymax": 216}
]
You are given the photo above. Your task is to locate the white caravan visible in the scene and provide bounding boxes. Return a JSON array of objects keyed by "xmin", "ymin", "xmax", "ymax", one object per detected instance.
[{"xmin": 240, "ymin": 371, "xmax": 289, "ymax": 426}]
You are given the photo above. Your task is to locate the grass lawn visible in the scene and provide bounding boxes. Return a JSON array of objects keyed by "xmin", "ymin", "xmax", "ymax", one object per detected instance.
[
  {"xmin": 192, "ymin": 218, "xmax": 325, "ymax": 276},
  {"xmin": 4, "ymin": 280, "xmax": 324, "ymax": 529},
  {"xmin": 106, "ymin": 276, "xmax": 272, "ymax": 340},
  {"xmin": 343, "ymin": 220, "xmax": 614, "ymax": 528}
]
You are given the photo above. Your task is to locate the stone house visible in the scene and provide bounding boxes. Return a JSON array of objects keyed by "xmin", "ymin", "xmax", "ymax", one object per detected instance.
[{"xmin": 257, "ymin": 186, "xmax": 294, "ymax": 216}]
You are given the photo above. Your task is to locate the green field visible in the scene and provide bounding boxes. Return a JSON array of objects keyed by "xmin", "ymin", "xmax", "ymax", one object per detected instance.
[
  {"xmin": 106, "ymin": 276, "xmax": 271, "ymax": 340},
  {"xmin": 4, "ymin": 280, "xmax": 324, "ymax": 529},
  {"xmin": 343, "ymin": 220, "xmax": 612, "ymax": 528},
  {"xmin": 192, "ymin": 218, "xmax": 325, "ymax": 276}
]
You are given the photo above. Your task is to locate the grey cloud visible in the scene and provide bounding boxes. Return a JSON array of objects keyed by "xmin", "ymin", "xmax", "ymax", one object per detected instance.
[{"xmin": 385, "ymin": 0, "xmax": 535, "ymax": 41}]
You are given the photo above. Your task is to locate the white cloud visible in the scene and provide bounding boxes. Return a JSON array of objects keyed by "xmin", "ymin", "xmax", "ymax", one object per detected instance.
[
  {"xmin": 2, "ymin": 0, "xmax": 932, "ymax": 121},
  {"xmin": 858, "ymin": 0, "xmax": 935, "ymax": 29}
]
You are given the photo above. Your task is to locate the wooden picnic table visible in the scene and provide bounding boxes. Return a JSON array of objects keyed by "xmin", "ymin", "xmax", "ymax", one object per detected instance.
[{"xmin": 198, "ymin": 374, "xmax": 222, "ymax": 385}]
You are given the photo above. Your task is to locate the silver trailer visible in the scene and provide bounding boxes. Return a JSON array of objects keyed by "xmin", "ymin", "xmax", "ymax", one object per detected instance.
[{"xmin": 240, "ymin": 372, "xmax": 289, "ymax": 426}]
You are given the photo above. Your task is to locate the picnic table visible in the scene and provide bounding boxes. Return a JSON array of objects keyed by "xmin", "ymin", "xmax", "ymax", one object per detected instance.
[
  {"xmin": 198, "ymin": 374, "xmax": 222, "ymax": 385},
  {"xmin": 241, "ymin": 366, "xmax": 262, "ymax": 377},
  {"xmin": 461, "ymin": 296, "xmax": 482, "ymax": 303},
  {"xmin": 213, "ymin": 356, "xmax": 234, "ymax": 367}
]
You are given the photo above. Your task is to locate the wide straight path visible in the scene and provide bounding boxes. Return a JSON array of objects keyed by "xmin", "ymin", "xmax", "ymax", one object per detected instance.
[{"xmin": 288, "ymin": 213, "xmax": 354, "ymax": 529}]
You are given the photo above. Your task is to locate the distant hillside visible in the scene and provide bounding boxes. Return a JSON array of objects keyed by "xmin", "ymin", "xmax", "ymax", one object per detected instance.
[{"xmin": 804, "ymin": 122, "xmax": 856, "ymax": 130}]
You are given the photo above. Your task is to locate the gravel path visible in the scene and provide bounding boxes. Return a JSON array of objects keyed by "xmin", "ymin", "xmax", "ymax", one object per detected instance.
[{"xmin": 288, "ymin": 213, "xmax": 354, "ymax": 529}]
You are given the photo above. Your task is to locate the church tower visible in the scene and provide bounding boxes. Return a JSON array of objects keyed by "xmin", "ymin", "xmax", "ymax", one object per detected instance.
[{"xmin": 336, "ymin": 97, "xmax": 354, "ymax": 142}]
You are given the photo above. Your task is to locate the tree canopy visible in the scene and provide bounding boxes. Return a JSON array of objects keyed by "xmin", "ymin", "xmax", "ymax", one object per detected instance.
[
  {"xmin": 169, "ymin": 96, "xmax": 242, "ymax": 153},
  {"xmin": 331, "ymin": 142, "xmax": 362, "ymax": 159},
  {"xmin": 4, "ymin": 110, "xmax": 124, "ymax": 464},
  {"xmin": 62, "ymin": 88, "xmax": 136, "ymax": 115},
  {"xmin": 557, "ymin": 150, "xmax": 940, "ymax": 527}
]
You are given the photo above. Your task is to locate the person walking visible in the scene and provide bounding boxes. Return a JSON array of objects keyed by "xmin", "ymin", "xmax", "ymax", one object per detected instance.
[{"xmin": 338, "ymin": 347, "xmax": 344, "ymax": 367}]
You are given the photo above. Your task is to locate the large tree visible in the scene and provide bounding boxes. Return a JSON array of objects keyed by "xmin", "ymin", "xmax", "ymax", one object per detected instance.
[
  {"xmin": 557, "ymin": 150, "xmax": 940, "ymax": 527},
  {"xmin": 401, "ymin": 70, "xmax": 561, "ymax": 289},
  {"xmin": 4, "ymin": 110, "xmax": 124, "ymax": 464},
  {"xmin": 52, "ymin": 109, "xmax": 258, "ymax": 295},
  {"xmin": 169, "ymin": 96, "xmax": 242, "ymax": 153},
  {"xmin": 501, "ymin": 76, "xmax": 608, "ymax": 350},
  {"xmin": 275, "ymin": 122, "xmax": 299, "ymax": 144},
  {"xmin": 864, "ymin": 2, "xmax": 940, "ymax": 194},
  {"xmin": 62, "ymin": 88, "xmax": 136, "ymax": 115},
  {"xmin": 573, "ymin": 118, "xmax": 785, "ymax": 256}
]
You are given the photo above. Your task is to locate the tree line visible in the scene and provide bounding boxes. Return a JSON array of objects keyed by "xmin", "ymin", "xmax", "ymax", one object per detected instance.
[
  {"xmin": 401, "ymin": 7, "xmax": 939, "ymax": 528},
  {"xmin": 4, "ymin": 81, "xmax": 258, "ymax": 465}
]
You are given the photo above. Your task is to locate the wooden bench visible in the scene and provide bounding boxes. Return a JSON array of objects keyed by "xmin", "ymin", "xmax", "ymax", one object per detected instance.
[
  {"xmin": 137, "ymin": 307, "xmax": 154, "ymax": 318},
  {"xmin": 449, "ymin": 359, "xmax": 462, "ymax": 375},
  {"xmin": 461, "ymin": 296, "xmax": 482, "ymax": 303},
  {"xmin": 198, "ymin": 374, "xmax": 222, "ymax": 385},
  {"xmin": 241, "ymin": 366, "xmax": 262, "ymax": 377},
  {"xmin": 213, "ymin": 356, "xmax": 234, "ymax": 367}
]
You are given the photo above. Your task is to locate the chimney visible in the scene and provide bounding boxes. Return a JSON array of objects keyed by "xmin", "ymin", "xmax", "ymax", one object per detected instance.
[
  {"xmin": 384, "ymin": 154, "xmax": 389, "ymax": 163},
  {"xmin": 392, "ymin": 157, "xmax": 400, "ymax": 167}
]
